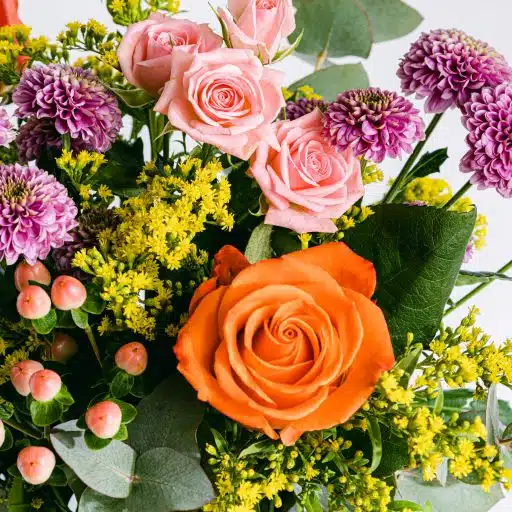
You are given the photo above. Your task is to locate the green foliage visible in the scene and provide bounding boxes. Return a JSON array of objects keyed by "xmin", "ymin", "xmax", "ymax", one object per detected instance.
[
  {"xmin": 289, "ymin": 63, "xmax": 369, "ymax": 102},
  {"xmin": 402, "ymin": 148, "xmax": 449, "ymax": 186},
  {"xmin": 81, "ymin": 284, "xmax": 106, "ymax": 315},
  {"xmin": 109, "ymin": 87, "xmax": 154, "ymax": 109},
  {"xmin": 31, "ymin": 309, "xmax": 57, "ymax": 335},
  {"xmin": 110, "ymin": 372, "xmax": 134, "ymax": 399},
  {"xmin": 245, "ymin": 223, "xmax": 273, "ymax": 264},
  {"xmin": 71, "ymin": 308, "xmax": 89, "ymax": 329},
  {"xmin": 456, "ymin": 270, "xmax": 512, "ymax": 286},
  {"xmin": 344, "ymin": 205, "xmax": 476, "ymax": 352}
]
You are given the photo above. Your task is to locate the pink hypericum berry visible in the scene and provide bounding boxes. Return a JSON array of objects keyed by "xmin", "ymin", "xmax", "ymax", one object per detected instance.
[
  {"xmin": 50, "ymin": 276, "xmax": 87, "ymax": 311},
  {"xmin": 51, "ymin": 333, "xmax": 78, "ymax": 363},
  {"xmin": 0, "ymin": 420, "xmax": 5, "ymax": 448},
  {"xmin": 29, "ymin": 369, "xmax": 62, "ymax": 402},
  {"xmin": 17, "ymin": 446, "xmax": 56, "ymax": 485},
  {"xmin": 16, "ymin": 285, "xmax": 51, "ymax": 320},
  {"xmin": 14, "ymin": 261, "xmax": 51, "ymax": 292},
  {"xmin": 115, "ymin": 342, "xmax": 148, "ymax": 376},
  {"xmin": 85, "ymin": 401, "xmax": 122, "ymax": 439},
  {"xmin": 10, "ymin": 360, "xmax": 44, "ymax": 396}
]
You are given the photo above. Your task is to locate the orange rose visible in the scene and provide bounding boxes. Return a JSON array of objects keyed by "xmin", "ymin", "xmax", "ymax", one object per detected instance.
[{"xmin": 175, "ymin": 243, "xmax": 395, "ymax": 445}]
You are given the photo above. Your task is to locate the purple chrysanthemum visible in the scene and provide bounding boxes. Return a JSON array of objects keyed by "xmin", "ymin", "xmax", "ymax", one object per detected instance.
[
  {"xmin": 13, "ymin": 64, "xmax": 122, "ymax": 153},
  {"xmin": 0, "ymin": 164, "xmax": 78, "ymax": 265},
  {"xmin": 286, "ymin": 98, "xmax": 327, "ymax": 121},
  {"xmin": 323, "ymin": 88, "xmax": 425, "ymax": 163},
  {"xmin": 398, "ymin": 29, "xmax": 512, "ymax": 113},
  {"xmin": 16, "ymin": 118, "xmax": 86, "ymax": 163},
  {"xmin": 460, "ymin": 83, "xmax": 512, "ymax": 197},
  {"xmin": 0, "ymin": 108, "xmax": 15, "ymax": 147}
]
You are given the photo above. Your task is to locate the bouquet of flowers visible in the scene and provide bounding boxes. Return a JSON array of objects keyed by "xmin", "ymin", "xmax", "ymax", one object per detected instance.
[{"xmin": 1, "ymin": 0, "xmax": 512, "ymax": 511}]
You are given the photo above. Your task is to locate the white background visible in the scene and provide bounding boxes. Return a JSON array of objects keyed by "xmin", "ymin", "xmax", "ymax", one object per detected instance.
[{"xmin": 18, "ymin": 1, "xmax": 512, "ymax": 510}]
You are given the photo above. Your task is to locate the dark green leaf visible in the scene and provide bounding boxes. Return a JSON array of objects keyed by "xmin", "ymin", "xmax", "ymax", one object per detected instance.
[
  {"xmin": 128, "ymin": 374, "xmax": 205, "ymax": 456},
  {"xmin": 55, "ymin": 310, "xmax": 76, "ymax": 328},
  {"xmin": 29, "ymin": 398, "xmax": 63, "ymax": 427},
  {"xmin": 112, "ymin": 424, "xmax": 128, "ymax": 441},
  {"xmin": 0, "ymin": 399, "xmax": 14, "ymax": 420},
  {"xmin": 63, "ymin": 466, "xmax": 87, "ymax": 502},
  {"xmin": 292, "ymin": 0, "xmax": 372, "ymax": 58},
  {"xmin": 109, "ymin": 87, "xmax": 154, "ymax": 109},
  {"xmin": 51, "ymin": 420, "xmax": 136, "ymax": 498},
  {"xmin": 71, "ymin": 308, "xmax": 89, "ymax": 329},
  {"xmin": 109, "ymin": 399, "xmax": 137, "ymax": 425},
  {"xmin": 0, "ymin": 425, "xmax": 13, "ymax": 451},
  {"xmin": 289, "ymin": 63, "xmax": 369, "ymax": 102},
  {"xmin": 31, "ymin": 309, "xmax": 57, "ymax": 335},
  {"xmin": 85, "ymin": 430, "xmax": 113, "ymax": 451},
  {"xmin": 343, "ymin": 205, "xmax": 476, "ymax": 352},
  {"xmin": 404, "ymin": 148, "xmax": 449, "ymax": 186},
  {"xmin": 374, "ymin": 426, "xmax": 409, "ymax": 478},
  {"xmin": 272, "ymin": 227, "xmax": 301, "ymax": 256},
  {"xmin": 358, "ymin": 0, "xmax": 423, "ymax": 42},
  {"xmin": 47, "ymin": 465, "xmax": 68, "ymax": 487},
  {"xmin": 54, "ymin": 384, "xmax": 74, "ymax": 406},
  {"xmin": 7, "ymin": 477, "xmax": 30, "ymax": 512},
  {"xmin": 245, "ymin": 223, "xmax": 273, "ymax": 263},
  {"xmin": 110, "ymin": 371, "xmax": 134, "ymax": 399},
  {"xmin": 238, "ymin": 439, "xmax": 276, "ymax": 458},
  {"xmin": 82, "ymin": 284, "xmax": 106, "ymax": 315},
  {"xmin": 456, "ymin": 270, "xmax": 512, "ymax": 286},
  {"xmin": 395, "ymin": 343, "xmax": 423, "ymax": 387},
  {"xmin": 366, "ymin": 416, "xmax": 382, "ymax": 473}
]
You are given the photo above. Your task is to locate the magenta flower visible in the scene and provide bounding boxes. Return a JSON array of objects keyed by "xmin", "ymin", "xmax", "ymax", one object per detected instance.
[
  {"xmin": 460, "ymin": 83, "xmax": 512, "ymax": 197},
  {"xmin": 286, "ymin": 97, "xmax": 327, "ymax": 121},
  {"xmin": 0, "ymin": 108, "xmax": 15, "ymax": 147},
  {"xmin": 323, "ymin": 88, "xmax": 425, "ymax": 163},
  {"xmin": 398, "ymin": 29, "xmax": 512, "ymax": 113},
  {"xmin": 13, "ymin": 65, "xmax": 122, "ymax": 153},
  {"xmin": 0, "ymin": 164, "xmax": 78, "ymax": 265}
]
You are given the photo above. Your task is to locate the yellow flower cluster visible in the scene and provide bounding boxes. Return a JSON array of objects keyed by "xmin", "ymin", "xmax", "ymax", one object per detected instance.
[
  {"xmin": 57, "ymin": 149, "xmax": 106, "ymax": 184},
  {"xmin": 282, "ymin": 85, "xmax": 323, "ymax": 102},
  {"xmin": 314, "ymin": 205, "xmax": 374, "ymax": 245},
  {"xmin": 73, "ymin": 55, "xmax": 125, "ymax": 86},
  {"xmin": 361, "ymin": 158, "xmax": 384, "ymax": 185}
]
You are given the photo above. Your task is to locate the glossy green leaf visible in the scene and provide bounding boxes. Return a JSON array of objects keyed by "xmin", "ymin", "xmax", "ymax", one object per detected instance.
[
  {"xmin": 110, "ymin": 399, "xmax": 137, "ymax": 425},
  {"xmin": 109, "ymin": 87, "xmax": 154, "ymax": 109},
  {"xmin": 112, "ymin": 423, "xmax": 128, "ymax": 441},
  {"xmin": 0, "ymin": 398, "xmax": 14, "ymax": 420},
  {"xmin": 110, "ymin": 371, "xmax": 134, "ymax": 399},
  {"xmin": 395, "ymin": 343, "xmax": 423, "ymax": 387},
  {"xmin": 238, "ymin": 439, "xmax": 276, "ymax": 458},
  {"xmin": 366, "ymin": 416, "xmax": 382, "ymax": 473},
  {"xmin": 71, "ymin": 308, "xmax": 89, "ymax": 329},
  {"xmin": 245, "ymin": 223, "xmax": 273, "ymax": 264},
  {"xmin": 343, "ymin": 205, "xmax": 476, "ymax": 352},
  {"xmin": 403, "ymin": 148, "xmax": 449, "ymax": 186},
  {"xmin": 373, "ymin": 426, "xmax": 409, "ymax": 478},
  {"xmin": 85, "ymin": 430, "xmax": 113, "ymax": 451},
  {"xmin": 31, "ymin": 308, "xmax": 57, "ymax": 335},
  {"xmin": 456, "ymin": 270, "xmax": 512, "ymax": 286},
  {"xmin": 82, "ymin": 284, "xmax": 106, "ymax": 315},
  {"xmin": 29, "ymin": 398, "xmax": 63, "ymax": 427},
  {"xmin": 54, "ymin": 384, "xmax": 74, "ymax": 406},
  {"xmin": 0, "ymin": 425, "xmax": 13, "ymax": 451},
  {"xmin": 289, "ymin": 63, "xmax": 369, "ymax": 102},
  {"xmin": 47, "ymin": 465, "xmax": 68, "ymax": 487}
]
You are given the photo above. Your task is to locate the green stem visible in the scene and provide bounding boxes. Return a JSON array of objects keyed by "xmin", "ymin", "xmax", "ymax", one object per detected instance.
[
  {"xmin": 62, "ymin": 133, "xmax": 71, "ymax": 152},
  {"xmin": 148, "ymin": 110, "xmax": 158, "ymax": 160},
  {"xmin": 383, "ymin": 113, "xmax": 444, "ymax": 203},
  {"xmin": 84, "ymin": 325, "xmax": 102, "ymax": 368},
  {"xmin": 163, "ymin": 132, "xmax": 170, "ymax": 161},
  {"xmin": 444, "ymin": 259, "xmax": 512, "ymax": 317},
  {"xmin": 4, "ymin": 418, "xmax": 41, "ymax": 439},
  {"xmin": 443, "ymin": 180, "xmax": 472, "ymax": 210}
]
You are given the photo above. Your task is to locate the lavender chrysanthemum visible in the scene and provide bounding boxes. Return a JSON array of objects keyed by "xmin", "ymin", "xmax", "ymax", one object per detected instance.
[
  {"xmin": 460, "ymin": 83, "xmax": 512, "ymax": 197},
  {"xmin": 0, "ymin": 108, "xmax": 15, "ymax": 148},
  {"xmin": 286, "ymin": 98, "xmax": 327, "ymax": 121},
  {"xmin": 323, "ymin": 88, "xmax": 425, "ymax": 163},
  {"xmin": 0, "ymin": 164, "xmax": 78, "ymax": 265},
  {"xmin": 398, "ymin": 29, "xmax": 512, "ymax": 113},
  {"xmin": 13, "ymin": 64, "xmax": 122, "ymax": 153},
  {"xmin": 16, "ymin": 118, "xmax": 86, "ymax": 163}
]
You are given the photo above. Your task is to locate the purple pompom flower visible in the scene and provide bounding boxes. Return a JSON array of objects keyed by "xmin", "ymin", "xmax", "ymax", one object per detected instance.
[
  {"xmin": 398, "ymin": 29, "xmax": 512, "ymax": 113},
  {"xmin": 0, "ymin": 108, "xmax": 15, "ymax": 147},
  {"xmin": 13, "ymin": 64, "xmax": 122, "ymax": 153},
  {"xmin": 286, "ymin": 97, "xmax": 327, "ymax": 121},
  {"xmin": 0, "ymin": 164, "xmax": 78, "ymax": 265},
  {"xmin": 323, "ymin": 87, "xmax": 425, "ymax": 163},
  {"xmin": 460, "ymin": 83, "xmax": 512, "ymax": 197}
]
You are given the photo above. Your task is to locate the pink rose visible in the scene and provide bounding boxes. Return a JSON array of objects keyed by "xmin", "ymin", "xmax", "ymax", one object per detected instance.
[
  {"xmin": 219, "ymin": 0, "xmax": 295, "ymax": 64},
  {"xmin": 117, "ymin": 13, "xmax": 222, "ymax": 95},
  {"xmin": 250, "ymin": 109, "xmax": 364, "ymax": 233},
  {"xmin": 154, "ymin": 48, "xmax": 285, "ymax": 160}
]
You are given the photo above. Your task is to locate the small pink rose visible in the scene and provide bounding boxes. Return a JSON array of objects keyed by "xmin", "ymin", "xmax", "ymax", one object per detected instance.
[
  {"xmin": 250, "ymin": 109, "xmax": 364, "ymax": 233},
  {"xmin": 154, "ymin": 47, "xmax": 285, "ymax": 160},
  {"xmin": 118, "ymin": 13, "xmax": 222, "ymax": 95},
  {"xmin": 219, "ymin": 0, "xmax": 295, "ymax": 64}
]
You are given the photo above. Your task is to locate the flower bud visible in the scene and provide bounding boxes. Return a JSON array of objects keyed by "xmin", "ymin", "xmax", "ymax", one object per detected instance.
[
  {"xmin": 51, "ymin": 276, "xmax": 87, "ymax": 311},
  {"xmin": 29, "ymin": 369, "xmax": 62, "ymax": 402},
  {"xmin": 85, "ymin": 401, "xmax": 122, "ymax": 439},
  {"xmin": 14, "ymin": 261, "xmax": 51, "ymax": 291},
  {"xmin": 10, "ymin": 360, "xmax": 44, "ymax": 396},
  {"xmin": 0, "ymin": 420, "xmax": 4, "ymax": 448},
  {"xmin": 115, "ymin": 342, "xmax": 147, "ymax": 376},
  {"xmin": 16, "ymin": 285, "xmax": 52, "ymax": 320},
  {"xmin": 17, "ymin": 446, "xmax": 56, "ymax": 485},
  {"xmin": 51, "ymin": 333, "xmax": 78, "ymax": 363}
]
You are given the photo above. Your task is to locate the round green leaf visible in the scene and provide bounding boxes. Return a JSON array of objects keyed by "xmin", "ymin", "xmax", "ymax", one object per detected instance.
[
  {"xmin": 110, "ymin": 372, "xmax": 134, "ymax": 399},
  {"xmin": 110, "ymin": 399, "xmax": 137, "ymax": 425},
  {"xmin": 85, "ymin": 430, "xmax": 113, "ymax": 451},
  {"xmin": 245, "ymin": 223, "xmax": 273, "ymax": 263},
  {"xmin": 0, "ymin": 425, "xmax": 14, "ymax": 451},
  {"xmin": 112, "ymin": 424, "xmax": 128, "ymax": 442},
  {"xmin": 29, "ymin": 398, "xmax": 63, "ymax": 427},
  {"xmin": 82, "ymin": 284, "xmax": 106, "ymax": 315},
  {"xmin": 31, "ymin": 308, "xmax": 57, "ymax": 335},
  {"xmin": 55, "ymin": 384, "xmax": 74, "ymax": 407},
  {"xmin": 47, "ymin": 465, "xmax": 68, "ymax": 487},
  {"xmin": 71, "ymin": 308, "xmax": 89, "ymax": 329},
  {"xmin": 79, "ymin": 488, "xmax": 126, "ymax": 512}
]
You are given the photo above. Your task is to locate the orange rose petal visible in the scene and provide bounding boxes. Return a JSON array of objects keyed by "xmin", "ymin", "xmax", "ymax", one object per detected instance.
[
  {"xmin": 213, "ymin": 245, "xmax": 250, "ymax": 285},
  {"xmin": 279, "ymin": 289, "xmax": 394, "ymax": 445},
  {"xmin": 189, "ymin": 277, "xmax": 218, "ymax": 314},
  {"xmin": 175, "ymin": 287, "xmax": 278, "ymax": 440},
  {"xmin": 282, "ymin": 242, "xmax": 377, "ymax": 298}
]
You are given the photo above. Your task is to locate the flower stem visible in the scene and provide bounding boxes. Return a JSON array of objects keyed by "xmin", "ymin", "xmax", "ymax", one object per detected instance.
[
  {"xmin": 4, "ymin": 418, "xmax": 41, "ymax": 439},
  {"xmin": 383, "ymin": 113, "xmax": 444, "ymax": 204},
  {"xmin": 443, "ymin": 180, "xmax": 472, "ymax": 210},
  {"xmin": 444, "ymin": 259, "xmax": 512, "ymax": 317},
  {"xmin": 148, "ymin": 110, "xmax": 158, "ymax": 160},
  {"xmin": 84, "ymin": 325, "xmax": 102, "ymax": 368},
  {"xmin": 163, "ymin": 132, "xmax": 170, "ymax": 161}
]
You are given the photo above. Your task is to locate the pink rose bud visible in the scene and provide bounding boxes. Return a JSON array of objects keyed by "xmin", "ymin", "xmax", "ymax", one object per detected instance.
[
  {"xmin": 0, "ymin": 420, "xmax": 5, "ymax": 448},
  {"xmin": 115, "ymin": 342, "xmax": 148, "ymax": 376},
  {"xmin": 85, "ymin": 401, "xmax": 122, "ymax": 439},
  {"xmin": 16, "ymin": 285, "xmax": 52, "ymax": 320},
  {"xmin": 10, "ymin": 360, "xmax": 44, "ymax": 396},
  {"xmin": 29, "ymin": 369, "xmax": 62, "ymax": 402},
  {"xmin": 14, "ymin": 261, "xmax": 51, "ymax": 292},
  {"xmin": 50, "ymin": 276, "xmax": 87, "ymax": 311},
  {"xmin": 17, "ymin": 446, "xmax": 56, "ymax": 485},
  {"xmin": 51, "ymin": 333, "xmax": 78, "ymax": 363}
]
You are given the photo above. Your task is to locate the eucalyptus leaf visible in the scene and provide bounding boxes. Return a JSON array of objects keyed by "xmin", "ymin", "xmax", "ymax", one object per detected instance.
[
  {"xmin": 79, "ymin": 488, "xmax": 126, "ymax": 512},
  {"xmin": 456, "ymin": 270, "xmax": 512, "ymax": 286},
  {"xmin": 343, "ymin": 205, "xmax": 476, "ymax": 352},
  {"xmin": 31, "ymin": 309, "xmax": 57, "ymax": 335},
  {"xmin": 51, "ymin": 420, "xmax": 136, "ymax": 499},
  {"xmin": 244, "ymin": 223, "xmax": 273, "ymax": 264},
  {"xmin": 289, "ymin": 63, "xmax": 369, "ymax": 102}
]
